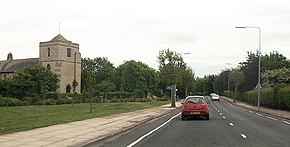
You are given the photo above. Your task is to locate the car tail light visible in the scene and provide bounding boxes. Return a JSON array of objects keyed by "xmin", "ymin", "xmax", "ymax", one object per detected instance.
[{"xmin": 202, "ymin": 103, "xmax": 206, "ymax": 109}]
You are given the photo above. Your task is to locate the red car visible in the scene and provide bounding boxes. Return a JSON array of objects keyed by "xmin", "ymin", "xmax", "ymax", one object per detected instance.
[{"xmin": 181, "ymin": 96, "xmax": 209, "ymax": 120}]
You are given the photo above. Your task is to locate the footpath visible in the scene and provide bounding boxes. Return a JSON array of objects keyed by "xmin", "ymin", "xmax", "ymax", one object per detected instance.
[
  {"xmin": 0, "ymin": 102, "xmax": 182, "ymax": 147},
  {"xmin": 221, "ymin": 96, "xmax": 290, "ymax": 120}
]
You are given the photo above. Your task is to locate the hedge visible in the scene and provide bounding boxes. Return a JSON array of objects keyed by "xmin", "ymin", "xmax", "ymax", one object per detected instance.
[{"xmin": 228, "ymin": 85, "xmax": 290, "ymax": 110}]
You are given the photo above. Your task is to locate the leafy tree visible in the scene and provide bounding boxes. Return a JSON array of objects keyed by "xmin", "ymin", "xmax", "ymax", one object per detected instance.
[
  {"xmin": 117, "ymin": 60, "xmax": 158, "ymax": 97},
  {"xmin": 81, "ymin": 57, "xmax": 116, "ymax": 92},
  {"xmin": 158, "ymin": 48, "xmax": 186, "ymax": 107},
  {"xmin": 261, "ymin": 51, "xmax": 290, "ymax": 71},
  {"xmin": 14, "ymin": 65, "xmax": 59, "ymax": 97},
  {"xmin": 262, "ymin": 67, "xmax": 290, "ymax": 87},
  {"xmin": 214, "ymin": 70, "xmax": 230, "ymax": 94},
  {"xmin": 205, "ymin": 75, "xmax": 215, "ymax": 95},
  {"xmin": 239, "ymin": 51, "xmax": 259, "ymax": 91},
  {"xmin": 158, "ymin": 48, "xmax": 186, "ymax": 85},
  {"xmin": 72, "ymin": 80, "xmax": 78, "ymax": 106},
  {"xmin": 229, "ymin": 69, "xmax": 245, "ymax": 102},
  {"xmin": 180, "ymin": 67, "xmax": 194, "ymax": 98},
  {"xmin": 192, "ymin": 77, "xmax": 206, "ymax": 96}
]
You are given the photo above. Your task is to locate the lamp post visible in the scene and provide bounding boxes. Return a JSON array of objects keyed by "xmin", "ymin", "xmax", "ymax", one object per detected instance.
[{"xmin": 235, "ymin": 26, "xmax": 261, "ymax": 110}]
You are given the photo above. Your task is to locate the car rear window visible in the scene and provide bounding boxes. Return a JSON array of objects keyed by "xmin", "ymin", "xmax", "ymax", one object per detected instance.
[{"xmin": 186, "ymin": 97, "xmax": 204, "ymax": 103}]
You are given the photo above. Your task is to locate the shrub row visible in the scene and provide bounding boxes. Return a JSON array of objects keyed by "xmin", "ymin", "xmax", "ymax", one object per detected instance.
[
  {"xmin": 228, "ymin": 85, "xmax": 290, "ymax": 110},
  {"xmin": 0, "ymin": 92, "xmax": 168, "ymax": 107}
]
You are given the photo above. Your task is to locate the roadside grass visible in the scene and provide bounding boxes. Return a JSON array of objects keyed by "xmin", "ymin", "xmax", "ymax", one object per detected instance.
[{"xmin": 0, "ymin": 101, "xmax": 169, "ymax": 135}]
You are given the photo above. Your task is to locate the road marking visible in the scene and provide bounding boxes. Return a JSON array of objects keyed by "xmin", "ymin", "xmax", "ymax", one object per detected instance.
[
  {"xmin": 229, "ymin": 123, "xmax": 234, "ymax": 126},
  {"xmin": 220, "ymin": 113, "xmax": 223, "ymax": 116},
  {"xmin": 266, "ymin": 116, "xmax": 277, "ymax": 121},
  {"xmin": 217, "ymin": 110, "xmax": 220, "ymax": 112},
  {"xmin": 256, "ymin": 113, "xmax": 262, "ymax": 116},
  {"xmin": 222, "ymin": 116, "xmax": 226, "ymax": 119},
  {"xmin": 126, "ymin": 112, "xmax": 180, "ymax": 147},
  {"xmin": 249, "ymin": 111, "xmax": 254, "ymax": 113},
  {"xmin": 283, "ymin": 121, "xmax": 290, "ymax": 125},
  {"xmin": 241, "ymin": 134, "xmax": 247, "ymax": 139}
]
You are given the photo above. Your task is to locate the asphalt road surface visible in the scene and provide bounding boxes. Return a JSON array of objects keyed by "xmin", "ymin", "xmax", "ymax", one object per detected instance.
[{"xmin": 88, "ymin": 97, "xmax": 290, "ymax": 147}]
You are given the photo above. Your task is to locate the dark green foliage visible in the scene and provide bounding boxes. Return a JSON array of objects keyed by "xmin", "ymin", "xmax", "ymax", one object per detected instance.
[
  {"xmin": 0, "ymin": 97, "xmax": 22, "ymax": 107},
  {"xmin": 239, "ymin": 51, "xmax": 259, "ymax": 91},
  {"xmin": 236, "ymin": 86, "xmax": 290, "ymax": 110}
]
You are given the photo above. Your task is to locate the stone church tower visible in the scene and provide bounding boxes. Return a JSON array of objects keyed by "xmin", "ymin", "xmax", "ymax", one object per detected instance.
[{"xmin": 39, "ymin": 34, "xmax": 81, "ymax": 93}]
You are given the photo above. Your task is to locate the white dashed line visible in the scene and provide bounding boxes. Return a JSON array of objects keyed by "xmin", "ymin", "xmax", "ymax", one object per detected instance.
[
  {"xmin": 229, "ymin": 123, "xmax": 234, "ymax": 126},
  {"xmin": 256, "ymin": 113, "xmax": 262, "ymax": 116},
  {"xmin": 249, "ymin": 111, "xmax": 254, "ymax": 113},
  {"xmin": 217, "ymin": 110, "xmax": 220, "ymax": 112},
  {"xmin": 267, "ymin": 116, "xmax": 278, "ymax": 121},
  {"xmin": 241, "ymin": 134, "xmax": 247, "ymax": 139},
  {"xmin": 283, "ymin": 121, "xmax": 290, "ymax": 125},
  {"xmin": 126, "ymin": 112, "xmax": 180, "ymax": 147},
  {"xmin": 222, "ymin": 116, "xmax": 226, "ymax": 119},
  {"xmin": 220, "ymin": 113, "xmax": 223, "ymax": 116}
]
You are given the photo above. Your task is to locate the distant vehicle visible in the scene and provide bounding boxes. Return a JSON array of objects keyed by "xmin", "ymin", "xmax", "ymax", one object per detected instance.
[
  {"xmin": 210, "ymin": 93, "xmax": 220, "ymax": 101},
  {"xmin": 181, "ymin": 96, "xmax": 209, "ymax": 120}
]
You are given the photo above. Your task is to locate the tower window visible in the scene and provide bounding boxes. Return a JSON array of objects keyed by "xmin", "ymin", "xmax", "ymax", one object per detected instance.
[
  {"xmin": 67, "ymin": 48, "xmax": 72, "ymax": 57},
  {"xmin": 48, "ymin": 48, "xmax": 51, "ymax": 57},
  {"xmin": 47, "ymin": 64, "xmax": 51, "ymax": 70}
]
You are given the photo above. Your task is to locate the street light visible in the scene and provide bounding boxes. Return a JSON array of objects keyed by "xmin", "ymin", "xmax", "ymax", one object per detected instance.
[{"xmin": 235, "ymin": 26, "xmax": 261, "ymax": 110}]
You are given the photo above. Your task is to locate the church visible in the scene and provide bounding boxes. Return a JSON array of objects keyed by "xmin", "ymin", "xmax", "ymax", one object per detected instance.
[{"xmin": 0, "ymin": 34, "xmax": 81, "ymax": 93}]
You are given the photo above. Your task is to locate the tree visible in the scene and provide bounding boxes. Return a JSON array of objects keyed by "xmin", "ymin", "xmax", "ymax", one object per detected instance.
[
  {"xmin": 14, "ymin": 65, "xmax": 59, "ymax": 97},
  {"xmin": 158, "ymin": 48, "xmax": 186, "ymax": 107},
  {"xmin": 261, "ymin": 51, "xmax": 290, "ymax": 71},
  {"xmin": 192, "ymin": 77, "xmax": 207, "ymax": 96},
  {"xmin": 72, "ymin": 80, "xmax": 78, "ymax": 107},
  {"xmin": 81, "ymin": 57, "xmax": 116, "ymax": 93},
  {"xmin": 239, "ymin": 51, "xmax": 259, "ymax": 91},
  {"xmin": 262, "ymin": 67, "xmax": 290, "ymax": 87},
  {"xmin": 180, "ymin": 67, "xmax": 194, "ymax": 98},
  {"xmin": 229, "ymin": 69, "xmax": 245, "ymax": 102},
  {"xmin": 116, "ymin": 60, "xmax": 158, "ymax": 98}
]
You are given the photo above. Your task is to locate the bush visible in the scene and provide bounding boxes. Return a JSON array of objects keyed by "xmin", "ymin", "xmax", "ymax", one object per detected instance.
[
  {"xmin": 278, "ymin": 86, "xmax": 290, "ymax": 110},
  {"xmin": 45, "ymin": 99, "xmax": 56, "ymax": 105},
  {"xmin": 0, "ymin": 97, "xmax": 22, "ymax": 107}
]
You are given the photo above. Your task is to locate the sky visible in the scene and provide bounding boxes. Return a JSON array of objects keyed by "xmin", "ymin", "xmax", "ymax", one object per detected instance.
[{"xmin": 1, "ymin": 0, "xmax": 290, "ymax": 77}]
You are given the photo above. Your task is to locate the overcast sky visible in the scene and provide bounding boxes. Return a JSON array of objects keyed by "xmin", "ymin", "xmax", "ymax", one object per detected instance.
[{"xmin": 1, "ymin": 0, "xmax": 290, "ymax": 77}]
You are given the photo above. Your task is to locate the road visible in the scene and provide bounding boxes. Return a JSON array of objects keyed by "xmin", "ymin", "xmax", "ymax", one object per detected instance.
[{"xmin": 87, "ymin": 97, "xmax": 290, "ymax": 147}]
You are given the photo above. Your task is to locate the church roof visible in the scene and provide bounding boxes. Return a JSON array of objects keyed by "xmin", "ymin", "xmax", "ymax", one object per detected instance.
[
  {"xmin": 50, "ymin": 34, "xmax": 70, "ymax": 42},
  {"xmin": 0, "ymin": 58, "xmax": 39, "ymax": 73}
]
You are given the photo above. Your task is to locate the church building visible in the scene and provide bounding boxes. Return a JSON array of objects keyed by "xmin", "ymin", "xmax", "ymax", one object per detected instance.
[{"xmin": 0, "ymin": 34, "xmax": 81, "ymax": 93}]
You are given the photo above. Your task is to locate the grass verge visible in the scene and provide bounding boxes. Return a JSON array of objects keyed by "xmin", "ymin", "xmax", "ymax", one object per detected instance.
[{"xmin": 0, "ymin": 101, "xmax": 169, "ymax": 135}]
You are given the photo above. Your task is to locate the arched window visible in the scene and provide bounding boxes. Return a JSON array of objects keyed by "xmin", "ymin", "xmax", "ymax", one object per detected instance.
[
  {"xmin": 66, "ymin": 84, "xmax": 71, "ymax": 93},
  {"xmin": 48, "ymin": 48, "xmax": 51, "ymax": 57},
  {"xmin": 47, "ymin": 64, "xmax": 51, "ymax": 70}
]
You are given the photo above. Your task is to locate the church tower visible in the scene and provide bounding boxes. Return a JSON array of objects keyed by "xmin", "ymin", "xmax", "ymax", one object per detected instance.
[{"xmin": 39, "ymin": 34, "xmax": 81, "ymax": 93}]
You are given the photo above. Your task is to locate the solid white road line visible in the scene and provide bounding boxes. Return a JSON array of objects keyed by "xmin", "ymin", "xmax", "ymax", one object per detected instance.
[
  {"xmin": 241, "ymin": 134, "xmax": 247, "ymax": 139},
  {"xmin": 283, "ymin": 121, "xmax": 290, "ymax": 125},
  {"xmin": 266, "ymin": 116, "xmax": 278, "ymax": 121},
  {"xmin": 256, "ymin": 113, "xmax": 262, "ymax": 116},
  {"xmin": 229, "ymin": 123, "xmax": 234, "ymax": 126},
  {"xmin": 126, "ymin": 112, "xmax": 181, "ymax": 147}
]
